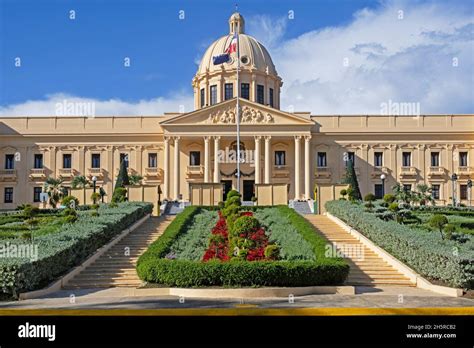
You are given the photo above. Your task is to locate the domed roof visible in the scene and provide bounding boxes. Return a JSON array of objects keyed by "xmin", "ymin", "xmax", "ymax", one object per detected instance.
[{"xmin": 196, "ymin": 13, "xmax": 278, "ymax": 77}]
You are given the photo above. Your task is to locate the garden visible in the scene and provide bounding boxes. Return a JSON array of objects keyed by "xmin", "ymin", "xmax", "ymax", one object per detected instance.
[
  {"xmin": 326, "ymin": 183, "xmax": 474, "ymax": 289},
  {"xmin": 137, "ymin": 190, "xmax": 349, "ymax": 287},
  {"xmin": 0, "ymin": 201, "xmax": 152, "ymax": 298}
]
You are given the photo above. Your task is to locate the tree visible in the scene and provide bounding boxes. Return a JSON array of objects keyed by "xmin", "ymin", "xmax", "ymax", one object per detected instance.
[
  {"xmin": 71, "ymin": 175, "xmax": 90, "ymax": 189},
  {"xmin": 364, "ymin": 193, "xmax": 376, "ymax": 211},
  {"xmin": 429, "ymin": 214, "xmax": 448, "ymax": 240},
  {"xmin": 342, "ymin": 160, "xmax": 361, "ymax": 201},
  {"xmin": 115, "ymin": 160, "xmax": 130, "ymax": 190},
  {"xmin": 392, "ymin": 183, "xmax": 412, "ymax": 204},
  {"xmin": 415, "ymin": 184, "xmax": 434, "ymax": 206},
  {"xmin": 340, "ymin": 189, "xmax": 347, "ymax": 200},
  {"xmin": 129, "ymin": 174, "xmax": 143, "ymax": 186},
  {"xmin": 44, "ymin": 177, "xmax": 64, "ymax": 208}
]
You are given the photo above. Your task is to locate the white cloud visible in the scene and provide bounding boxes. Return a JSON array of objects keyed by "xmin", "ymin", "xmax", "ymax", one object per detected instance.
[
  {"xmin": 0, "ymin": 93, "xmax": 194, "ymax": 117},
  {"xmin": 247, "ymin": 14, "xmax": 287, "ymax": 49},
  {"xmin": 267, "ymin": 0, "xmax": 474, "ymax": 114}
]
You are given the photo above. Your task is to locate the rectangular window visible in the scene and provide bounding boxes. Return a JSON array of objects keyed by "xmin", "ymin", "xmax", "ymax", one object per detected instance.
[
  {"xmin": 459, "ymin": 152, "xmax": 468, "ymax": 167},
  {"xmin": 148, "ymin": 153, "xmax": 158, "ymax": 168},
  {"xmin": 5, "ymin": 154, "xmax": 14, "ymax": 169},
  {"xmin": 374, "ymin": 152, "xmax": 383, "ymax": 167},
  {"xmin": 374, "ymin": 184, "xmax": 384, "ymax": 199},
  {"xmin": 91, "ymin": 154, "xmax": 101, "ymax": 168},
  {"xmin": 460, "ymin": 185, "xmax": 468, "ymax": 200},
  {"xmin": 241, "ymin": 83, "xmax": 250, "ymax": 100},
  {"xmin": 4, "ymin": 187, "xmax": 13, "ymax": 203},
  {"xmin": 63, "ymin": 154, "xmax": 72, "ymax": 169},
  {"xmin": 402, "ymin": 152, "xmax": 411, "ymax": 167},
  {"xmin": 257, "ymin": 85, "xmax": 264, "ymax": 104},
  {"xmin": 274, "ymin": 151, "xmax": 286, "ymax": 166},
  {"xmin": 403, "ymin": 184, "xmax": 412, "ymax": 192},
  {"xmin": 33, "ymin": 187, "xmax": 42, "ymax": 203},
  {"xmin": 120, "ymin": 153, "xmax": 129, "ymax": 168},
  {"xmin": 431, "ymin": 184, "xmax": 440, "ymax": 200},
  {"xmin": 189, "ymin": 151, "xmax": 201, "ymax": 166},
  {"xmin": 430, "ymin": 152, "xmax": 440, "ymax": 167},
  {"xmin": 34, "ymin": 154, "xmax": 43, "ymax": 169},
  {"xmin": 346, "ymin": 151, "xmax": 355, "ymax": 166},
  {"xmin": 224, "ymin": 83, "xmax": 233, "ymax": 100},
  {"xmin": 317, "ymin": 152, "xmax": 327, "ymax": 167},
  {"xmin": 210, "ymin": 85, "xmax": 217, "ymax": 105},
  {"xmin": 200, "ymin": 88, "xmax": 205, "ymax": 107},
  {"xmin": 269, "ymin": 88, "xmax": 274, "ymax": 108}
]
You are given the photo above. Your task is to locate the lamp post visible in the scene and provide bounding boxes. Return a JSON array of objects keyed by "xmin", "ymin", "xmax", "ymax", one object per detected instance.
[
  {"xmin": 467, "ymin": 179, "xmax": 472, "ymax": 208},
  {"xmin": 451, "ymin": 173, "xmax": 458, "ymax": 207},
  {"xmin": 92, "ymin": 176, "xmax": 97, "ymax": 204},
  {"xmin": 380, "ymin": 173, "xmax": 386, "ymax": 198}
]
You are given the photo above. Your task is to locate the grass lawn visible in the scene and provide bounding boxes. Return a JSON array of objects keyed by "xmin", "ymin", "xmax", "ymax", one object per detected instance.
[
  {"xmin": 408, "ymin": 210, "xmax": 474, "ymax": 235},
  {"xmin": 0, "ymin": 212, "xmax": 67, "ymax": 239}
]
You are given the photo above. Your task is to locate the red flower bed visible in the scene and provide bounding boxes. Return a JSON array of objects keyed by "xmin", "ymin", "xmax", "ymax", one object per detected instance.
[{"xmin": 202, "ymin": 211, "xmax": 229, "ymax": 262}]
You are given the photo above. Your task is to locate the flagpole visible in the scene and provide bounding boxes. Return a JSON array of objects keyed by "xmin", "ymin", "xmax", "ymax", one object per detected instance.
[{"xmin": 236, "ymin": 14, "xmax": 241, "ymax": 193}]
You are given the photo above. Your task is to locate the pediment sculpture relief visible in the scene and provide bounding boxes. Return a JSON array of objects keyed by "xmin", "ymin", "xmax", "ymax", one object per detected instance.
[{"xmin": 204, "ymin": 105, "xmax": 274, "ymax": 124}]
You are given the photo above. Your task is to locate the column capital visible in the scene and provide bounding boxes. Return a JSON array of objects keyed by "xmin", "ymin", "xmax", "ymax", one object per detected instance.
[
  {"xmin": 294, "ymin": 135, "xmax": 302, "ymax": 141},
  {"xmin": 204, "ymin": 136, "xmax": 211, "ymax": 142},
  {"xmin": 213, "ymin": 136, "xmax": 221, "ymax": 140},
  {"xmin": 174, "ymin": 136, "xmax": 181, "ymax": 141},
  {"xmin": 304, "ymin": 135, "xmax": 312, "ymax": 141},
  {"xmin": 164, "ymin": 136, "xmax": 171, "ymax": 142},
  {"xmin": 264, "ymin": 135, "xmax": 272, "ymax": 141},
  {"xmin": 254, "ymin": 135, "xmax": 262, "ymax": 140}
]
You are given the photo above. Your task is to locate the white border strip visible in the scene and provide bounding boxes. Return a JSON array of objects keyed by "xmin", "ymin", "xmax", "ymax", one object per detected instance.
[
  {"xmin": 325, "ymin": 212, "xmax": 464, "ymax": 297},
  {"xmin": 19, "ymin": 214, "xmax": 151, "ymax": 300}
]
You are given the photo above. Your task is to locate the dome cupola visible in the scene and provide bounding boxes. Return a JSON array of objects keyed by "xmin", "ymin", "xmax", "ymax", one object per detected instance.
[{"xmin": 192, "ymin": 13, "xmax": 282, "ymax": 110}]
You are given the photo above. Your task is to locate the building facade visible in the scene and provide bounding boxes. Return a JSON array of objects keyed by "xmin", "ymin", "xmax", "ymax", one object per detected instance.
[{"xmin": 1, "ymin": 13, "xmax": 473, "ymax": 210}]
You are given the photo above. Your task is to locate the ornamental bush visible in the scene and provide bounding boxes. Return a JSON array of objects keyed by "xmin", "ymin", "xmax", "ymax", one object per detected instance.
[
  {"xmin": 326, "ymin": 200, "xmax": 474, "ymax": 288},
  {"xmin": 230, "ymin": 215, "xmax": 260, "ymax": 238}
]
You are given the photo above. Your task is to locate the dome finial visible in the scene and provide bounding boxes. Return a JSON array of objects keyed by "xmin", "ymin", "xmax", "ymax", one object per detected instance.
[{"xmin": 229, "ymin": 12, "xmax": 245, "ymax": 34}]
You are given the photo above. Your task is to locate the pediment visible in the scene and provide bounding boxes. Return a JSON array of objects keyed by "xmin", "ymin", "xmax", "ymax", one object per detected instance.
[{"xmin": 160, "ymin": 98, "xmax": 314, "ymax": 126}]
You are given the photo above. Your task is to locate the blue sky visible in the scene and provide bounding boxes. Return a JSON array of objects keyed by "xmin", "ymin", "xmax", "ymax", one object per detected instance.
[{"xmin": 0, "ymin": 0, "xmax": 473, "ymax": 115}]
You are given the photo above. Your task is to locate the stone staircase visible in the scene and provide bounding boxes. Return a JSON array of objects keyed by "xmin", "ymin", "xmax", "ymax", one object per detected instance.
[
  {"xmin": 291, "ymin": 200, "xmax": 313, "ymax": 215},
  {"xmin": 63, "ymin": 215, "xmax": 174, "ymax": 289},
  {"xmin": 305, "ymin": 215, "xmax": 414, "ymax": 286}
]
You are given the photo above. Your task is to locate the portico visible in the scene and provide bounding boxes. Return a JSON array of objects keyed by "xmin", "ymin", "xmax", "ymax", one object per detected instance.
[{"xmin": 159, "ymin": 98, "xmax": 314, "ymax": 201}]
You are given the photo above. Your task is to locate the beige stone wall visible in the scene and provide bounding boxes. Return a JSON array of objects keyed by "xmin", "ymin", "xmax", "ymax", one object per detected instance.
[{"xmin": 1, "ymin": 113, "xmax": 473, "ymax": 209}]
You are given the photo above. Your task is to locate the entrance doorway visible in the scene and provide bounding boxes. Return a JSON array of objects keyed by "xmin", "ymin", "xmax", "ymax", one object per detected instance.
[
  {"xmin": 243, "ymin": 180, "xmax": 255, "ymax": 201},
  {"xmin": 221, "ymin": 180, "xmax": 232, "ymax": 201}
]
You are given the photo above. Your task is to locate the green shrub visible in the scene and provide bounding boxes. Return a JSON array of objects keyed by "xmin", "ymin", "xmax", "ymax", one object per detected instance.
[
  {"xmin": 264, "ymin": 244, "xmax": 280, "ymax": 260},
  {"xmin": 231, "ymin": 215, "xmax": 260, "ymax": 237},
  {"xmin": 64, "ymin": 215, "xmax": 78, "ymax": 223},
  {"xmin": 364, "ymin": 193, "xmax": 376, "ymax": 202},
  {"xmin": 326, "ymin": 200, "xmax": 473, "ymax": 288},
  {"xmin": 112, "ymin": 187, "xmax": 127, "ymax": 203},
  {"xmin": 388, "ymin": 202, "xmax": 399, "ymax": 212},
  {"xmin": 23, "ymin": 205, "xmax": 39, "ymax": 218},
  {"xmin": 383, "ymin": 194, "xmax": 396, "ymax": 204},
  {"xmin": 62, "ymin": 208, "xmax": 77, "ymax": 217},
  {"xmin": 226, "ymin": 190, "xmax": 241, "ymax": 200},
  {"xmin": 91, "ymin": 204, "xmax": 100, "ymax": 210},
  {"xmin": 61, "ymin": 195, "xmax": 79, "ymax": 208},
  {"xmin": 429, "ymin": 214, "xmax": 449, "ymax": 240},
  {"xmin": 444, "ymin": 224, "xmax": 456, "ymax": 240}
]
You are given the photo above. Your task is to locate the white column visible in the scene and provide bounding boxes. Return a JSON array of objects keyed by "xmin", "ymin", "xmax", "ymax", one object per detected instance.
[
  {"xmin": 264, "ymin": 136, "xmax": 271, "ymax": 184},
  {"xmin": 294, "ymin": 136, "xmax": 301, "ymax": 200},
  {"xmin": 204, "ymin": 136, "xmax": 210, "ymax": 183},
  {"xmin": 163, "ymin": 137, "xmax": 170, "ymax": 198},
  {"xmin": 254, "ymin": 136, "xmax": 261, "ymax": 184},
  {"xmin": 304, "ymin": 135, "xmax": 311, "ymax": 200},
  {"xmin": 173, "ymin": 137, "xmax": 180, "ymax": 200},
  {"xmin": 213, "ymin": 136, "xmax": 220, "ymax": 183}
]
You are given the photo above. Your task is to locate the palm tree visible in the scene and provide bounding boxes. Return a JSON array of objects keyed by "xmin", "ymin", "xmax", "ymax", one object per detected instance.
[
  {"xmin": 416, "ymin": 184, "xmax": 433, "ymax": 206},
  {"xmin": 71, "ymin": 175, "xmax": 89, "ymax": 189},
  {"xmin": 44, "ymin": 177, "xmax": 64, "ymax": 208},
  {"xmin": 129, "ymin": 174, "xmax": 143, "ymax": 186}
]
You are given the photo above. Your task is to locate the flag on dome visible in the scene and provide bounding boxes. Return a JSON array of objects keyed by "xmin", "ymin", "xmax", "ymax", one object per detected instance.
[{"xmin": 213, "ymin": 33, "xmax": 237, "ymax": 65}]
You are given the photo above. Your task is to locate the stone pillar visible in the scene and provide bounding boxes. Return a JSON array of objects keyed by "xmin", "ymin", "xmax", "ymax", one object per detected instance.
[
  {"xmin": 264, "ymin": 136, "xmax": 271, "ymax": 184},
  {"xmin": 173, "ymin": 137, "xmax": 180, "ymax": 200},
  {"xmin": 254, "ymin": 136, "xmax": 261, "ymax": 184},
  {"xmin": 204, "ymin": 136, "xmax": 210, "ymax": 183},
  {"xmin": 214, "ymin": 136, "xmax": 220, "ymax": 183},
  {"xmin": 294, "ymin": 136, "xmax": 301, "ymax": 200},
  {"xmin": 163, "ymin": 137, "xmax": 170, "ymax": 198},
  {"xmin": 304, "ymin": 135, "xmax": 311, "ymax": 200}
]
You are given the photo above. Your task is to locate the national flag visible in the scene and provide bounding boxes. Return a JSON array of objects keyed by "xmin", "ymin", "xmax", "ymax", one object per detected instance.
[
  {"xmin": 212, "ymin": 53, "xmax": 230, "ymax": 65},
  {"xmin": 225, "ymin": 34, "xmax": 237, "ymax": 54}
]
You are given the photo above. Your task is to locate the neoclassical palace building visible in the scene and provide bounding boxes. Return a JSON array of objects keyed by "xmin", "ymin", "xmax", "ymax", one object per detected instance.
[{"xmin": 0, "ymin": 13, "xmax": 473, "ymax": 211}]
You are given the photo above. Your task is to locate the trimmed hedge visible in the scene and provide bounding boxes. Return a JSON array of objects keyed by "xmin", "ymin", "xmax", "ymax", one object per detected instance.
[
  {"xmin": 137, "ymin": 206, "xmax": 349, "ymax": 287},
  {"xmin": 0, "ymin": 202, "xmax": 152, "ymax": 298},
  {"xmin": 326, "ymin": 200, "xmax": 474, "ymax": 289}
]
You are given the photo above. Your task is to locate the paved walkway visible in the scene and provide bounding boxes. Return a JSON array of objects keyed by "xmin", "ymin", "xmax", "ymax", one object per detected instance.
[
  {"xmin": 1, "ymin": 286, "xmax": 472, "ymax": 309},
  {"xmin": 63, "ymin": 216, "xmax": 174, "ymax": 289},
  {"xmin": 305, "ymin": 215, "xmax": 413, "ymax": 286}
]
